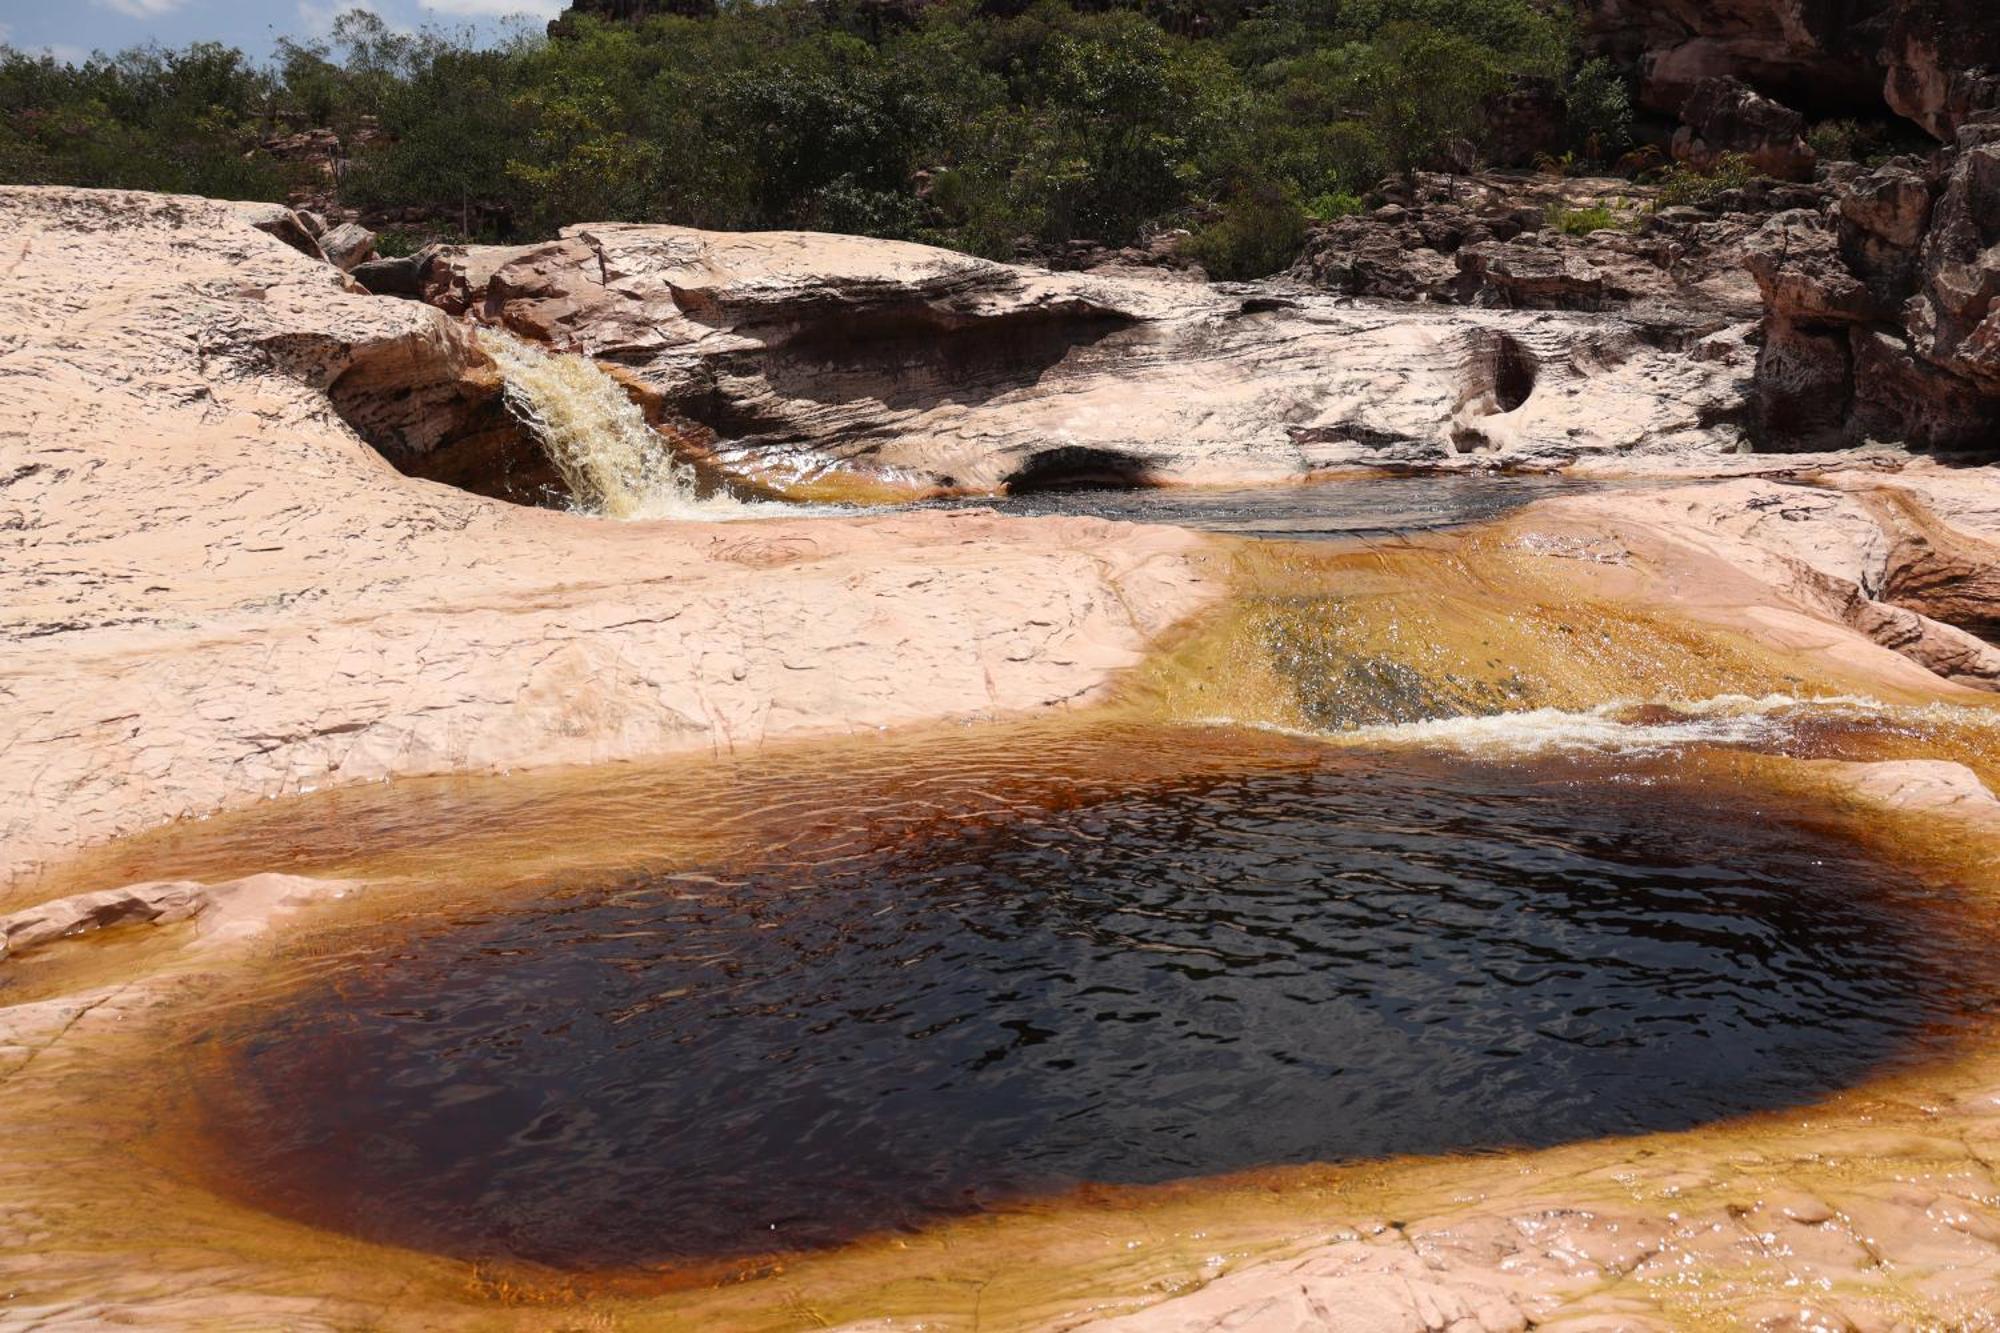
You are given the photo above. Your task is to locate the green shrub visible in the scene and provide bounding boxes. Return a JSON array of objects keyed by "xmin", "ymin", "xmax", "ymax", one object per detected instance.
[
  {"xmin": 1546, "ymin": 202, "xmax": 1621, "ymax": 235},
  {"xmin": 1186, "ymin": 183, "xmax": 1308, "ymax": 279},
  {"xmin": 1303, "ymin": 190, "xmax": 1365, "ymax": 220},
  {"xmin": 1653, "ymin": 152, "xmax": 1759, "ymax": 208},
  {"xmin": 0, "ymin": 0, "xmax": 1599, "ymax": 256},
  {"xmin": 1563, "ymin": 57, "xmax": 1631, "ymax": 160},
  {"xmin": 1806, "ymin": 118, "xmax": 1899, "ymax": 164}
]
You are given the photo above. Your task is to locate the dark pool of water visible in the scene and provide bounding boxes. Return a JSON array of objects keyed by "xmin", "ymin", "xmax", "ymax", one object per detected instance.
[
  {"xmin": 917, "ymin": 475, "xmax": 1610, "ymax": 538},
  {"xmin": 202, "ymin": 755, "xmax": 1985, "ymax": 1270}
]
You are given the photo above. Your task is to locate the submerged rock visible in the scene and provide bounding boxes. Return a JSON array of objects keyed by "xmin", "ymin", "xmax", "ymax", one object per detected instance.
[{"xmin": 0, "ymin": 882, "xmax": 203, "ymax": 960}]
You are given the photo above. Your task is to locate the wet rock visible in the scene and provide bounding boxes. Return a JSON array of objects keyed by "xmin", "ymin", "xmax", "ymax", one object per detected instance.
[
  {"xmin": 0, "ymin": 882, "xmax": 204, "ymax": 960},
  {"xmin": 1674, "ymin": 77, "xmax": 1815, "ymax": 181},
  {"xmin": 0, "ymin": 186, "xmax": 1218, "ymax": 876},
  {"xmin": 430, "ymin": 213, "xmax": 1751, "ymax": 494}
]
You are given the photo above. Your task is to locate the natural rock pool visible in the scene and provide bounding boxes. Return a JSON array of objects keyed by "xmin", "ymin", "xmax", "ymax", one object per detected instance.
[
  {"xmin": 187, "ymin": 744, "xmax": 1993, "ymax": 1274},
  {"xmin": 919, "ymin": 475, "xmax": 1614, "ymax": 539}
]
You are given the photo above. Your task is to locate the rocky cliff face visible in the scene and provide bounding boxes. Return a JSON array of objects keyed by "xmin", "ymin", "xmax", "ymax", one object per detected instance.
[
  {"xmin": 1580, "ymin": 0, "xmax": 2000, "ymax": 141},
  {"xmin": 1746, "ymin": 117, "xmax": 2000, "ymax": 449}
]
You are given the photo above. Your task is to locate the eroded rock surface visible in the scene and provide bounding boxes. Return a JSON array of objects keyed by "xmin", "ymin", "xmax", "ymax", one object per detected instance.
[
  {"xmin": 1748, "ymin": 128, "xmax": 2000, "ymax": 450},
  {"xmin": 407, "ymin": 219, "xmax": 1757, "ymax": 498},
  {"xmin": 1578, "ymin": 0, "xmax": 2000, "ymax": 142},
  {"xmin": 0, "ymin": 186, "xmax": 1211, "ymax": 881},
  {"xmin": 1290, "ymin": 172, "xmax": 1787, "ymax": 333}
]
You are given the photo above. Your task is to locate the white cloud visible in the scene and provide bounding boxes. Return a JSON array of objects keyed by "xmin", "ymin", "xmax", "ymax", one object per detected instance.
[
  {"xmin": 92, "ymin": 0, "xmax": 186, "ymax": 16},
  {"xmin": 296, "ymin": 0, "xmax": 383, "ymax": 35},
  {"xmin": 0, "ymin": 23, "xmax": 12, "ymax": 44},
  {"xmin": 419, "ymin": 0, "xmax": 565, "ymax": 16}
]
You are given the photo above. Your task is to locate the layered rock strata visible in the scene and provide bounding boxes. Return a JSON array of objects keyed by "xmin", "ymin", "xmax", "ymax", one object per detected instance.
[{"xmin": 387, "ymin": 220, "xmax": 1756, "ymax": 500}]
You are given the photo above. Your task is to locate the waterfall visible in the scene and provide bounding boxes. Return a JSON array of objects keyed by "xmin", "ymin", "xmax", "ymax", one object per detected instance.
[{"xmin": 479, "ymin": 329, "xmax": 758, "ymax": 520}]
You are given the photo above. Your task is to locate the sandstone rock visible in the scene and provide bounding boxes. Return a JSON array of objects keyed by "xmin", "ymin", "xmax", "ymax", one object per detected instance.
[
  {"xmin": 1674, "ymin": 77, "xmax": 1814, "ymax": 181},
  {"xmin": 317, "ymin": 221, "xmax": 377, "ymax": 272},
  {"xmin": 1744, "ymin": 161, "xmax": 2000, "ymax": 450},
  {"xmin": 1744, "ymin": 210, "xmax": 1887, "ymax": 324},
  {"xmin": 1755, "ymin": 321, "xmax": 1853, "ymax": 448},
  {"xmin": 1459, "ymin": 241, "xmax": 1609, "ymax": 310},
  {"xmin": 1835, "ymin": 161, "xmax": 1935, "ymax": 307},
  {"xmin": 433, "ymin": 215, "xmax": 1753, "ymax": 495},
  {"xmin": 236, "ymin": 202, "xmax": 325, "ymax": 261},
  {"xmin": 1294, "ymin": 172, "xmax": 1770, "ymax": 330},
  {"xmin": 1883, "ymin": 0, "xmax": 2000, "ymax": 140},
  {"xmin": 0, "ymin": 186, "xmax": 1216, "ymax": 878},
  {"xmin": 1577, "ymin": 0, "xmax": 1889, "ymax": 123},
  {"xmin": 0, "ymin": 882, "xmax": 204, "ymax": 960}
]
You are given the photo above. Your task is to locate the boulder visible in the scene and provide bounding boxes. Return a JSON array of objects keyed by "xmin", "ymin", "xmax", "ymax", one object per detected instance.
[
  {"xmin": 319, "ymin": 221, "xmax": 377, "ymax": 272},
  {"xmin": 1458, "ymin": 241, "xmax": 1609, "ymax": 311},
  {"xmin": 1673, "ymin": 77, "xmax": 1814, "ymax": 181},
  {"xmin": 0, "ymin": 882, "xmax": 205, "ymax": 960},
  {"xmin": 1744, "ymin": 210, "xmax": 1889, "ymax": 324},
  {"xmin": 1883, "ymin": 0, "xmax": 2000, "ymax": 140}
]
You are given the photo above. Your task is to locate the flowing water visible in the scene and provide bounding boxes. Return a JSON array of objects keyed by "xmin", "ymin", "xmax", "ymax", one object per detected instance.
[
  {"xmin": 478, "ymin": 332, "xmax": 1632, "ymax": 535},
  {"xmin": 14, "ymin": 375, "xmax": 1998, "ymax": 1322},
  {"xmin": 185, "ymin": 735, "xmax": 1996, "ymax": 1274},
  {"xmin": 922, "ymin": 475, "xmax": 1619, "ymax": 539},
  {"xmin": 480, "ymin": 330, "xmax": 766, "ymax": 520}
]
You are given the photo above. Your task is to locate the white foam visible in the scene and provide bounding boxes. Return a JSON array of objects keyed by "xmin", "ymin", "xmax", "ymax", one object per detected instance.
[
  {"xmin": 1197, "ymin": 694, "xmax": 1943, "ymax": 757},
  {"xmin": 480, "ymin": 329, "xmax": 767, "ymax": 521}
]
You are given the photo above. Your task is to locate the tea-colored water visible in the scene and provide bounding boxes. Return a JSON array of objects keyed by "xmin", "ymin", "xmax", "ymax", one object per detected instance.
[{"xmin": 186, "ymin": 738, "xmax": 1997, "ymax": 1275}]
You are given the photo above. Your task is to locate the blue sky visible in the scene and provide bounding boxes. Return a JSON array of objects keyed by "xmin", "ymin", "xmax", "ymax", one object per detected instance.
[{"xmin": 0, "ymin": 1, "xmax": 566, "ymax": 64}]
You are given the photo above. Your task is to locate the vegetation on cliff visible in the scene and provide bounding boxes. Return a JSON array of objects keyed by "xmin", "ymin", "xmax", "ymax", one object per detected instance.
[{"xmin": 0, "ymin": 0, "xmax": 1620, "ymax": 272}]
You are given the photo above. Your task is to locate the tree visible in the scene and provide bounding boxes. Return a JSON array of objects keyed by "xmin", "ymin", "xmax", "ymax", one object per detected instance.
[{"xmin": 1354, "ymin": 22, "xmax": 1506, "ymax": 182}]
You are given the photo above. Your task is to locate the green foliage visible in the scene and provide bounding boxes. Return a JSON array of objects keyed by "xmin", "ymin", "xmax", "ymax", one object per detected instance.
[
  {"xmin": 1186, "ymin": 181, "xmax": 1307, "ymax": 278},
  {"xmin": 1805, "ymin": 118, "xmax": 1904, "ymax": 165},
  {"xmin": 1545, "ymin": 201, "xmax": 1631, "ymax": 235},
  {"xmin": 1352, "ymin": 23, "xmax": 1507, "ymax": 181},
  {"xmin": 1304, "ymin": 190, "xmax": 1365, "ymax": 220},
  {"xmin": 1654, "ymin": 152, "xmax": 1759, "ymax": 208},
  {"xmin": 1564, "ymin": 57, "xmax": 1631, "ymax": 160},
  {"xmin": 2, "ymin": 0, "xmax": 1590, "ymax": 260}
]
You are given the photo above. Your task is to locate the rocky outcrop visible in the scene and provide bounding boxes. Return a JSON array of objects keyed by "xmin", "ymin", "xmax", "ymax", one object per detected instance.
[
  {"xmin": 404, "ymin": 214, "xmax": 1758, "ymax": 499},
  {"xmin": 1747, "ymin": 127, "xmax": 2000, "ymax": 450},
  {"xmin": 1673, "ymin": 75, "xmax": 1815, "ymax": 180},
  {"xmin": 0, "ymin": 881, "xmax": 204, "ymax": 960},
  {"xmin": 1883, "ymin": 0, "xmax": 2000, "ymax": 139},
  {"xmin": 1579, "ymin": 0, "xmax": 1999, "ymax": 142},
  {"xmin": 1291, "ymin": 171, "xmax": 1785, "ymax": 331},
  {"xmin": 0, "ymin": 186, "xmax": 1211, "ymax": 880}
]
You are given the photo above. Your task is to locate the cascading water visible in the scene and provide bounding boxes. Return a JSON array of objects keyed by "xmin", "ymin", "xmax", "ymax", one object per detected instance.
[{"xmin": 479, "ymin": 329, "xmax": 759, "ymax": 520}]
